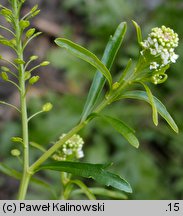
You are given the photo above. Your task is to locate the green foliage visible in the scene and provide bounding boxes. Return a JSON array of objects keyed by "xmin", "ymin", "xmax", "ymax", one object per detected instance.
[
  {"xmin": 81, "ymin": 22, "xmax": 127, "ymax": 121},
  {"xmin": 55, "ymin": 38, "xmax": 113, "ymax": 88},
  {"xmin": 120, "ymin": 90, "xmax": 178, "ymax": 133},
  {"xmin": 101, "ymin": 115, "xmax": 139, "ymax": 148},
  {"xmin": 132, "ymin": 21, "xmax": 142, "ymax": 44},
  {"xmin": 58, "ymin": 0, "xmax": 182, "ymax": 200},
  {"xmin": 37, "ymin": 161, "xmax": 132, "ymax": 193},
  {"xmin": 141, "ymin": 83, "xmax": 158, "ymax": 126},
  {"xmin": 91, "ymin": 114, "xmax": 139, "ymax": 148}
]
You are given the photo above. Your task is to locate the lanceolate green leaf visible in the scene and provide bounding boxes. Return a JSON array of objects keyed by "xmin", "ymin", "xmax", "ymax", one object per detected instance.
[
  {"xmin": 101, "ymin": 115, "xmax": 139, "ymax": 148},
  {"xmin": 119, "ymin": 90, "xmax": 179, "ymax": 133},
  {"xmin": 80, "ymin": 22, "xmax": 127, "ymax": 121},
  {"xmin": 132, "ymin": 20, "xmax": 142, "ymax": 44},
  {"xmin": 119, "ymin": 58, "xmax": 132, "ymax": 82},
  {"xmin": 37, "ymin": 161, "xmax": 132, "ymax": 193},
  {"xmin": 55, "ymin": 38, "xmax": 112, "ymax": 88},
  {"xmin": 141, "ymin": 83, "xmax": 158, "ymax": 126}
]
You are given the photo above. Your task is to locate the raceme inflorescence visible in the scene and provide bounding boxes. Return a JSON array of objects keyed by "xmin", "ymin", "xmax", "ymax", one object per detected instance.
[
  {"xmin": 140, "ymin": 26, "xmax": 179, "ymax": 84},
  {"xmin": 53, "ymin": 134, "xmax": 84, "ymax": 161}
]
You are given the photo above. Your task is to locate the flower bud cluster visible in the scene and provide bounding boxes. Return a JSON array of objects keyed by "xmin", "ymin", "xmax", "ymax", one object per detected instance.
[
  {"xmin": 53, "ymin": 134, "xmax": 84, "ymax": 161},
  {"xmin": 141, "ymin": 26, "xmax": 179, "ymax": 71}
]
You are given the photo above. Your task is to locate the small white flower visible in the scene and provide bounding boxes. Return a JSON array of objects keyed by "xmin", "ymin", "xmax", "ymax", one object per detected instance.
[
  {"xmin": 170, "ymin": 53, "xmax": 179, "ymax": 63},
  {"xmin": 140, "ymin": 50, "xmax": 144, "ymax": 56},
  {"xmin": 65, "ymin": 149, "xmax": 73, "ymax": 155},
  {"xmin": 150, "ymin": 48, "xmax": 157, "ymax": 55},
  {"xmin": 150, "ymin": 62, "xmax": 159, "ymax": 70},
  {"xmin": 139, "ymin": 26, "xmax": 179, "ymax": 84},
  {"xmin": 154, "ymin": 42, "xmax": 159, "ymax": 49},
  {"xmin": 62, "ymin": 148, "xmax": 67, "ymax": 153},
  {"xmin": 141, "ymin": 25, "xmax": 179, "ymax": 71},
  {"xmin": 76, "ymin": 150, "xmax": 84, "ymax": 159},
  {"xmin": 54, "ymin": 133, "xmax": 85, "ymax": 161},
  {"xmin": 143, "ymin": 41, "xmax": 149, "ymax": 48},
  {"xmin": 170, "ymin": 48, "xmax": 174, "ymax": 52},
  {"xmin": 161, "ymin": 52, "xmax": 169, "ymax": 65}
]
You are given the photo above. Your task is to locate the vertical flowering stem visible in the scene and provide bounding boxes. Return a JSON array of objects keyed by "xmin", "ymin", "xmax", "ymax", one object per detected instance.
[{"xmin": 12, "ymin": 1, "xmax": 30, "ymax": 200}]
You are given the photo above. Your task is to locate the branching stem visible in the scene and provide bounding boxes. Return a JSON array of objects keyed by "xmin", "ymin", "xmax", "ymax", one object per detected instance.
[
  {"xmin": 0, "ymin": 100, "xmax": 20, "ymax": 112},
  {"xmin": 11, "ymin": 0, "xmax": 30, "ymax": 200},
  {"xmin": 27, "ymin": 110, "xmax": 44, "ymax": 122},
  {"xmin": 0, "ymin": 24, "xmax": 16, "ymax": 36}
]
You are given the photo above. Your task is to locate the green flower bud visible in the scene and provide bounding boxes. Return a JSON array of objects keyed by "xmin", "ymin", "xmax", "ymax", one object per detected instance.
[
  {"xmin": 141, "ymin": 26, "xmax": 179, "ymax": 70},
  {"xmin": 24, "ymin": 71, "xmax": 31, "ymax": 80},
  {"xmin": 53, "ymin": 134, "xmax": 84, "ymax": 161},
  {"xmin": 1, "ymin": 72, "xmax": 9, "ymax": 81},
  {"xmin": 14, "ymin": 58, "xmax": 25, "ymax": 64},
  {"xmin": 151, "ymin": 73, "xmax": 168, "ymax": 85},
  {"xmin": 0, "ymin": 9, "xmax": 12, "ymax": 23},
  {"xmin": 31, "ymin": 10, "xmax": 40, "ymax": 18},
  {"xmin": 1, "ymin": 8, "xmax": 12, "ymax": 17},
  {"xmin": 29, "ymin": 76, "xmax": 40, "ymax": 85},
  {"xmin": 112, "ymin": 82, "xmax": 120, "ymax": 90},
  {"xmin": 40, "ymin": 61, "xmax": 50, "ymax": 66},
  {"xmin": 1, "ymin": 66, "xmax": 10, "ymax": 72},
  {"xmin": 139, "ymin": 26, "xmax": 179, "ymax": 85},
  {"xmin": 42, "ymin": 102, "xmax": 53, "ymax": 112},
  {"xmin": 30, "ymin": 55, "xmax": 38, "ymax": 61},
  {"xmin": 10, "ymin": 39, "xmax": 16, "ymax": 46},
  {"xmin": 0, "ymin": 39, "xmax": 13, "ymax": 47},
  {"xmin": 19, "ymin": 20, "xmax": 30, "ymax": 29},
  {"xmin": 11, "ymin": 137, "xmax": 23, "ymax": 143},
  {"xmin": 26, "ymin": 28, "xmax": 36, "ymax": 38},
  {"xmin": 30, "ymin": 5, "xmax": 38, "ymax": 13},
  {"xmin": 11, "ymin": 149, "xmax": 21, "ymax": 157}
]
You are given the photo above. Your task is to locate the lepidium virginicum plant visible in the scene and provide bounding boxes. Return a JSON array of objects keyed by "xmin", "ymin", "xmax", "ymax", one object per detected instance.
[{"xmin": 0, "ymin": 0, "xmax": 179, "ymax": 200}]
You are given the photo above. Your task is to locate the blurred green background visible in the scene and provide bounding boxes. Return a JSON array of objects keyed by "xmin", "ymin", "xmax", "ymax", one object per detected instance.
[{"xmin": 0, "ymin": 0, "xmax": 182, "ymax": 199}]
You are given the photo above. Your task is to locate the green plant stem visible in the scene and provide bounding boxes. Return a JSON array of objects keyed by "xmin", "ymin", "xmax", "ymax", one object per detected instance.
[
  {"xmin": 60, "ymin": 172, "xmax": 72, "ymax": 199},
  {"xmin": 0, "ymin": 24, "xmax": 15, "ymax": 36},
  {"xmin": 29, "ymin": 79, "xmax": 132, "ymax": 175},
  {"xmin": 28, "ymin": 64, "xmax": 41, "ymax": 73},
  {"xmin": 29, "ymin": 121, "xmax": 87, "ymax": 173},
  {"xmin": 95, "ymin": 82, "xmax": 130, "ymax": 113},
  {"xmin": 28, "ymin": 101, "xmax": 108, "ymax": 173},
  {"xmin": 1, "ymin": 58, "xmax": 18, "ymax": 69},
  {"xmin": 27, "ymin": 110, "xmax": 44, "ymax": 122},
  {"xmin": 12, "ymin": 1, "xmax": 30, "ymax": 200},
  {"xmin": 71, "ymin": 180, "xmax": 96, "ymax": 200},
  {"xmin": 15, "ymin": 74, "xmax": 131, "ymax": 200},
  {"xmin": 7, "ymin": 79, "xmax": 21, "ymax": 91},
  {"xmin": 19, "ymin": 50, "xmax": 132, "ymax": 199},
  {"xmin": 28, "ymin": 99, "xmax": 112, "ymax": 174},
  {"xmin": 0, "ymin": 100, "xmax": 20, "ymax": 112},
  {"xmin": 64, "ymin": 180, "xmax": 96, "ymax": 200},
  {"xmin": 11, "ymin": 11, "xmax": 131, "ymax": 198},
  {"xmin": 62, "ymin": 183, "xmax": 74, "ymax": 200}
]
